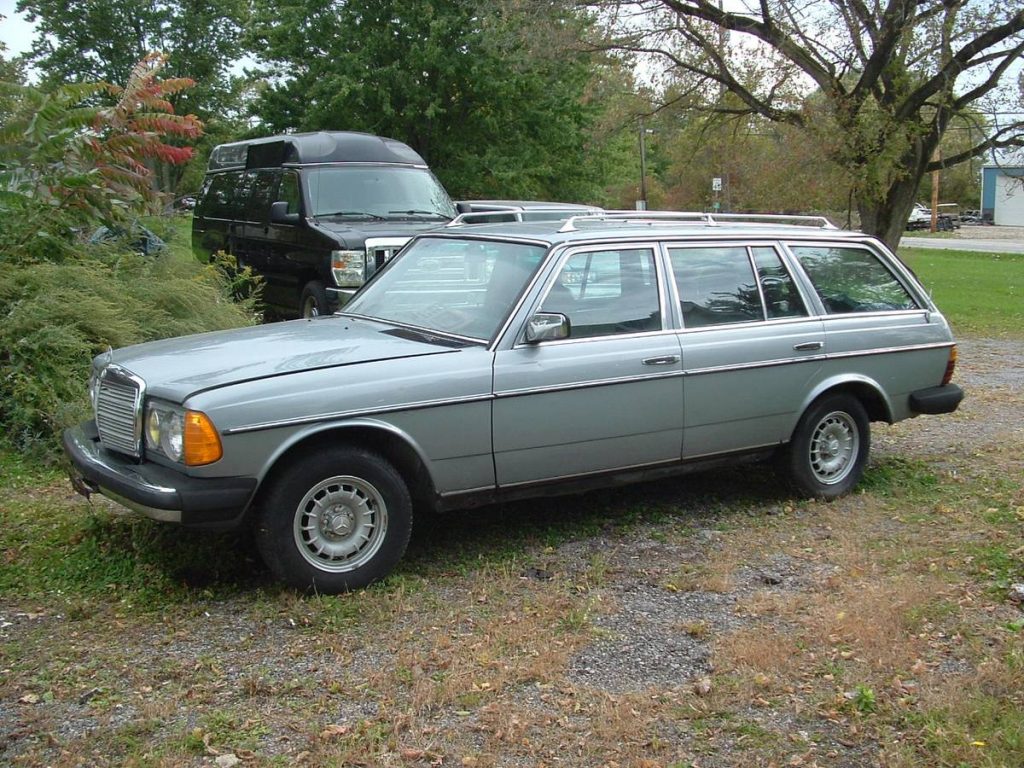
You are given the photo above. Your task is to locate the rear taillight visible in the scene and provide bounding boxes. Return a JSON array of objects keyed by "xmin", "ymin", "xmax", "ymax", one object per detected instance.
[{"xmin": 942, "ymin": 345, "xmax": 957, "ymax": 386}]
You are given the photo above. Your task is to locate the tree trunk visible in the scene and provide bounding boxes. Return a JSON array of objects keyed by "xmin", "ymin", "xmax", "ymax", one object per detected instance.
[{"xmin": 856, "ymin": 177, "xmax": 920, "ymax": 251}]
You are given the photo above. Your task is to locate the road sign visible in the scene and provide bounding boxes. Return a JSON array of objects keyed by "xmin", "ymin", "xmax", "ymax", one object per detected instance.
[{"xmin": 712, "ymin": 177, "xmax": 722, "ymax": 192}]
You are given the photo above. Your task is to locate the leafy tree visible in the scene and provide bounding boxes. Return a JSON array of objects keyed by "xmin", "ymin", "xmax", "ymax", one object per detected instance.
[
  {"xmin": 0, "ymin": 53, "xmax": 201, "ymax": 259},
  {"xmin": 0, "ymin": 55, "xmax": 255, "ymax": 455},
  {"xmin": 247, "ymin": 0, "xmax": 617, "ymax": 201},
  {"xmin": 600, "ymin": 1, "xmax": 1024, "ymax": 248},
  {"xmin": 16, "ymin": 0, "xmax": 248, "ymax": 192}
]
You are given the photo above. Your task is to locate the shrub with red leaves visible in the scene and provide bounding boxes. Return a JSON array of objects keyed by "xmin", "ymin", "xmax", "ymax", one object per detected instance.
[{"xmin": 0, "ymin": 52, "xmax": 203, "ymax": 258}]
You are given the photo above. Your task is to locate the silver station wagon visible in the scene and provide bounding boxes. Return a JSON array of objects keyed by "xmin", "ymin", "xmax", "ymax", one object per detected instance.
[{"xmin": 64, "ymin": 212, "xmax": 964, "ymax": 593}]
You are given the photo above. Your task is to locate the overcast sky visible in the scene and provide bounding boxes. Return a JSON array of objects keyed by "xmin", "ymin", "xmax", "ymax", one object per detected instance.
[{"xmin": 0, "ymin": 0, "xmax": 33, "ymax": 57}]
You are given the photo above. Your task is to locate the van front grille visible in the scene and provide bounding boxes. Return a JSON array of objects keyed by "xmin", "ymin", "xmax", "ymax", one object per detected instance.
[{"xmin": 365, "ymin": 237, "xmax": 411, "ymax": 279}]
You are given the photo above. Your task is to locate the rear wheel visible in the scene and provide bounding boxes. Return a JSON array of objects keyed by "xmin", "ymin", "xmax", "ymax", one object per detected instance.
[
  {"xmin": 783, "ymin": 393, "xmax": 870, "ymax": 498},
  {"xmin": 255, "ymin": 447, "xmax": 412, "ymax": 593},
  {"xmin": 300, "ymin": 280, "xmax": 330, "ymax": 318}
]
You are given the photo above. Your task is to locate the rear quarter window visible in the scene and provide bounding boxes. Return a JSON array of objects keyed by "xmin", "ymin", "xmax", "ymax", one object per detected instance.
[{"xmin": 790, "ymin": 245, "xmax": 920, "ymax": 314}]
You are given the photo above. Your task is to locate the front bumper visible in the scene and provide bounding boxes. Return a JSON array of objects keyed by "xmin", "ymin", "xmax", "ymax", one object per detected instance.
[
  {"xmin": 62, "ymin": 421, "xmax": 257, "ymax": 530},
  {"xmin": 909, "ymin": 383, "xmax": 964, "ymax": 415}
]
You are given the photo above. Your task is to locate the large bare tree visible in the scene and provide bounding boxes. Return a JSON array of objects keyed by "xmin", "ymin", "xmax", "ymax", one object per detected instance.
[{"xmin": 600, "ymin": 1, "xmax": 1024, "ymax": 247}]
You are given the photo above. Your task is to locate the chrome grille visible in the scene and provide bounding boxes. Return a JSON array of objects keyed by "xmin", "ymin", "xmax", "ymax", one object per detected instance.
[
  {"xmin": 365, "ymin": 237, "xmax": 411, "ymax": 279},
  {"xmin": 95, "ymin": 366, "xmax": 144, "ymax": 457},
  {"xmin": 369, "ymin": 246, "xmax": 398, "ymax": 274}
]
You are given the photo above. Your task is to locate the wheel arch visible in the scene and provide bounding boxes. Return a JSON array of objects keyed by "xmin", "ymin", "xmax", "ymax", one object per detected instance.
[
  {"xmin": 792, "ymin": 376, "xmax": 893, "ymax": 438},
  {"xmin": 251, "ymin": 420, "xmax": 438, "ymax": 518}
]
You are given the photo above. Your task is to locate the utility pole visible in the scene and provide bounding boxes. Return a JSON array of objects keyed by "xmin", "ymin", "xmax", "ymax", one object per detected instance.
[{"xmin": 638, "ymin": 117, "xmax": 649, "ymax": 211}]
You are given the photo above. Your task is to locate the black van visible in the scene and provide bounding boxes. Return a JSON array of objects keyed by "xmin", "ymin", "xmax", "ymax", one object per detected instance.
[{"xmin": 192, "ymin": 131, "xmax": 459, "ymax": 318}]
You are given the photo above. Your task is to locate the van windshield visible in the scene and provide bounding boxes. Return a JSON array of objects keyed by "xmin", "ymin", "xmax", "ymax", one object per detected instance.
[{"xmin": 304, "ymin": 166, "xmax": 456, "ymax": 220}]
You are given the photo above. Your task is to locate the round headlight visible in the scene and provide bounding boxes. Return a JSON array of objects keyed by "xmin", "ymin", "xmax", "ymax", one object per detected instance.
[{"xmin": 160, "ymin": 411, "xmax": 184, "ymax": 461}]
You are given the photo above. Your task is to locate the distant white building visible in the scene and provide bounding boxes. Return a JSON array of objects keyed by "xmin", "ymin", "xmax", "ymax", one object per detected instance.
[{"xmin": 981, "ymin": 165, "xmax": 1024, "ymax": 226}]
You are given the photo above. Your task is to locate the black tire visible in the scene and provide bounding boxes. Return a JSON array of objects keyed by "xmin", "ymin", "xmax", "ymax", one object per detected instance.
[
  {"xmin": 782, "ymin": 393, "xmax": 870, "ymax": 499},
  {"xmin": 300, "ymin": 280, "xmax": 330, "ymax": 318},
  {"xmin": 255, "ymin": 447, "xmax": 413, "ymax": 593}
]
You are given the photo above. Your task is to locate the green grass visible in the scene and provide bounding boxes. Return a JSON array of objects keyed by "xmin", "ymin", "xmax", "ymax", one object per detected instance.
[{"xmin": 899, "ymin": 247, "xmax": 1024, "ymax": 337}]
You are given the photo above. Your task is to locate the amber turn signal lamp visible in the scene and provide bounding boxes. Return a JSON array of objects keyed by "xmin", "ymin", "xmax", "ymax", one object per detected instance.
[
  {"xmin": 183, "ymin": 411, "xmax": 223, "ymax": 466},
  {"xmin": 942, "ymin": 345, "xmax": 957, "ymax": 386}
]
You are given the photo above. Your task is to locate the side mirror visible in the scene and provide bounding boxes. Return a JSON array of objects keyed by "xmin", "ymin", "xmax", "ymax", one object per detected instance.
[
  {"xmin": 524, "ymin": 312, "xmax": 570, "ymax": 343},
  {"xmin": 455, "ymin": 201, "xmax": 473, "ymax": 214},
  {"xmin": 270, "ymin": 200, "xmax": 300, "ymax": 224}
]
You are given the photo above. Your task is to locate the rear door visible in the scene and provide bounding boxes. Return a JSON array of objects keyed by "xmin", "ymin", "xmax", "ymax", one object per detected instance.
[{"xmin": 668, "ymin": 242, "xmax": 825, "ymax": 458}]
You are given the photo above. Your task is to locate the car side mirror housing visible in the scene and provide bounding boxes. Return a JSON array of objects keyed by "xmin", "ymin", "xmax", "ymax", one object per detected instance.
[
  {"xmin": 270, "ymin": 200, "xmax": 300, "ymax": 224},
  {"xmin": 524, "ymin": 313, "xmax": 570, "ymax": 343}
]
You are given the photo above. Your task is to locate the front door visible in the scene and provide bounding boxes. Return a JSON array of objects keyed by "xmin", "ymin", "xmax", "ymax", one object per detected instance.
[{"xmin": 492, "ymin": 246, "xmax": 684, "ymax": 487}]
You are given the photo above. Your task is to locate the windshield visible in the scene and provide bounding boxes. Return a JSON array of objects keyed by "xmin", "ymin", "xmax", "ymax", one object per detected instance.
[
  {"xmin": 304, "ymin": 166, "xmax": 457, "ymax": 220},
  {"xmin": 344, "ymin": 237, "xmax": 547, "ymax": 340}
]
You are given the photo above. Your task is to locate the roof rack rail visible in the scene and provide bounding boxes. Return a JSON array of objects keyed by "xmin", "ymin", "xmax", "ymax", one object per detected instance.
[
  {"xmin": 448, "ymin": 206, "xmax": 603, "ymax": 226},
  {"xmin": 558, "ymin": 210, "xmax": 838, "ymax": 233}
]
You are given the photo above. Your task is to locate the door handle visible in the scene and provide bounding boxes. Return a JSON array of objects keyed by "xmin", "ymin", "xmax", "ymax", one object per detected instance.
[
  {"xmin": 793, "ymin": 341, "xmax": 824, "ymax": 352},
  {"xmin": 642, "ymin": 355, "xmax": 680, "ymax": 366}
]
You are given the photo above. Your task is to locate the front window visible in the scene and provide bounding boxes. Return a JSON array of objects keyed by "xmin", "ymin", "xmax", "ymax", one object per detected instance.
[
  {"xmin": 344, "ymin": 237, "xmax": 546, "ymax": 340},
  {"xmin": 278, "ymin": 171, "xmax": 301, "ymax": 215},
  {"xmin": 303, "ymin": 166, "xmax": 456, "ymax": 220},
  {"xmin": 540, "ymin": 248, "xmax": 662, "ymax": 338}
]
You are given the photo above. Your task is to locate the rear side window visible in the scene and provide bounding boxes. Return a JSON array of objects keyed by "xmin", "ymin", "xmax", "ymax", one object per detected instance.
[
  {"xmin": 669, "ymin": 246, "xmax": 761, "ymax": 327},
  {"xmin": 750, "ymin": 246, "xmax": 808, "ymax": 319},
  {"xmin": 201, "ymin": 171, "xmax": 242, "ymax": 219},
  {"xmin": 791, "ymin": 246, "xmax": 919, "ymax": 314}
]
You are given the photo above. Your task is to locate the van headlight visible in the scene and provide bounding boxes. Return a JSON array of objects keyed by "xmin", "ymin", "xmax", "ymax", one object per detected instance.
[
  {"xmin": 144, "ymin": 401, "xmax": 222, "ymax": 466},
  {"xmin": 331, "ymin": 250, "xmax": 365, "ymax": 287}
]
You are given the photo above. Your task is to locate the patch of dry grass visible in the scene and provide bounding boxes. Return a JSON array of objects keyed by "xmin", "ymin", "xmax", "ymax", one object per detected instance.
[{"xmin": 3, "ymin": 373, "xmax": 1023, "ymax": 767}]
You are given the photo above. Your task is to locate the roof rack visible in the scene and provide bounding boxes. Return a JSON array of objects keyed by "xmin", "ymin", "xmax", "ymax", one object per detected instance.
[
  {"xmin": 448, "ymin": 206, "xmax": 603, "ymax": 226},
  {"xmin": 557, "ymin": 210, "xmax": 838, "ymax": 233}
]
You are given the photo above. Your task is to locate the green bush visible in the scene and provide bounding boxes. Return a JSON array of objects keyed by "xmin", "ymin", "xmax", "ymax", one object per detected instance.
[
  {"xmin": 0, "ymin": 60, "xmax": 258, "ymax": 457},
  {"xmin": 0, "ymin": 230, "xmax": 258, "ymax": 456}
]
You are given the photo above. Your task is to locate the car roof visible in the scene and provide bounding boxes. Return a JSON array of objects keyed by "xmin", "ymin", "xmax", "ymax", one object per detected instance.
[{"xmin": 436, "ymin": 211, "xmax": 878, "ymax": 248}]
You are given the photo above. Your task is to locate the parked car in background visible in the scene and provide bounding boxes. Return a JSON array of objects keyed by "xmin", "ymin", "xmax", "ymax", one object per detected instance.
[
  {"xmin": 906, "ymin": 203, "xmax": 932, "ymax": 230},
  {"xmin": 454, "ymin": 200, "xmax": 604, "ymax": 223},
  {"xmin": 192, "ymin": 131, "xmax": 459, "ymax": 318},
  {"xmin": 906, "ymin": 202, "xmax": 959, "ymax": 231},
  {"xmin": 937, "ymin": 203, "xmax": 961, "ymax": 229},
  {"xmin": 65, "ymin": 211, "xmax": 963, "ymax": 593}
]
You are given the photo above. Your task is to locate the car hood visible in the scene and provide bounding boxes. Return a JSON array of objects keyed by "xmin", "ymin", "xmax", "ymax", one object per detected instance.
[
  {"xmin": 313, "ymin": 218, "xmax": 450, "ymax": 243},
  {"xmin": 103, "ymin": 316, "xmax": 461, "ymax": 402}
]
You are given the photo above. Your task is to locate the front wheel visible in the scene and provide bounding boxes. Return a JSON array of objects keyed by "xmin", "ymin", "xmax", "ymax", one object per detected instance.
[
  {"xmin": 300, "ymin": 280, "xmax": 330, "ymax": 319},
  {"xmin": 255, "ymin": 447, "xmax": 413, "ymax": 593},
  {"xmin": 782, "ymin": 394, "xmax": 870, "ymax": 499}
]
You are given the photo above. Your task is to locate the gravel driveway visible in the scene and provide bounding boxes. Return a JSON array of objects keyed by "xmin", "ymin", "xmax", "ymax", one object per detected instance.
[{"xmin": 1, "ymin": 337, "xmax": 1020, "ymax": 766}]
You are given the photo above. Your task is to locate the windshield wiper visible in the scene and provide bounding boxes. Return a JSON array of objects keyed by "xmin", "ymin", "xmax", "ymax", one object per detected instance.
[
  {"xmin": 316, "ymin": 210, "xmax": 386, "ymax": 221},
  {"xmin": 388, "ymin": 209, "xmax": 453, "ymax": 219}
]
